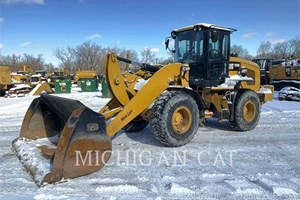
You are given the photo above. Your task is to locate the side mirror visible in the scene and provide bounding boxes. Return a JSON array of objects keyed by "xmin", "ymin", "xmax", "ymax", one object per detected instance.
[
  {"xmin": 165, "ymin": 37, "xmax": 176, "ymax": 54},
  {"xmin": 165, "ymin": 39, "xmax": 169, "ymax": 50}
]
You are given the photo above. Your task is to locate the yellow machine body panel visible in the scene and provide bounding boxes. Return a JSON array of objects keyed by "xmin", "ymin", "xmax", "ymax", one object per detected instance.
[
  {"xmin": 0, "ymin": 66, "xmax": 13, "ymax": 95},
  {"xmin": 269, "ymin": 64, "xmax": 300, "ymax": 82},
  {"xmin": 229, "ymin": 57, "xmax": 260, "ymax": 91},
  {"xmin": 74, "ymin": 70, "xmax": 97, "ymax": 82},
  {"xmin": 0, "ymin": 66, "xmax": 12, "ymax": 89},
  {"xmin": 29, "ymin": 82, "xmax": 54, "ymax": 96},
  {"xmin": 11, "ymin": 73, "xmax": 22, "ymax": 82}
]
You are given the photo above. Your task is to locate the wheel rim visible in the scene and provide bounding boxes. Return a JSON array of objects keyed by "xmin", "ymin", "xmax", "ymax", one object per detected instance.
[
  {"xmin": 243, "ymin": 100, "xmax": 256, "ymax": 123},
  {"xmin": 171, "ymin": 106, "xmax": 192, "ymax": 134}
]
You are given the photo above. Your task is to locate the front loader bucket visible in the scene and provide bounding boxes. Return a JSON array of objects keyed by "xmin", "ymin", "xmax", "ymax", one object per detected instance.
[
  {"xmin": 12, "ymin": 94, "xmax": 112, "ymax": 185},
  {"xmin": 19, "ymin": 94, "xmax": 84, "ymax": 140}
]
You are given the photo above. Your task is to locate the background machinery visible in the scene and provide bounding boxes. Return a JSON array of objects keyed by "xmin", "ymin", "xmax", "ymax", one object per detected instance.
[
  {"xmin": 0, "ymin": 66, "xmax": 14, "ymax": 96},
  {"xmin": 11, "ymin": 65, "xmax": 32, "ymax": 83},
  {"xmin": 30, "ymin": 70, "xmax": 48, "ymax": 87},
  {"xmin": 252, "ymin": 58, "xmax": 300, "ymax": 90},
  {"xmin": 252, "ymin": 58, "xmax": 274, "ymax": 85},
  {"xmin": 73, "ymin": 69, "xmax": 98, "ymax": 84},
  {"xmin": 13, "ymin": 23, "xmax": 273, "ymax": 185},
  {"xmin": 269, "ymin": 59, "xmax": 300, "ymax": 90},
  {"xmin": 48, "ymin": 67, "xmax": 70, "ymax": 87}
]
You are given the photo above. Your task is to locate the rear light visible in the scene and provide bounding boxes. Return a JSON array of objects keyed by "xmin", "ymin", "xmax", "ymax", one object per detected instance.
[{"xmin": 229, "ymin": 62, "xmax": 241, "ymax": 70}]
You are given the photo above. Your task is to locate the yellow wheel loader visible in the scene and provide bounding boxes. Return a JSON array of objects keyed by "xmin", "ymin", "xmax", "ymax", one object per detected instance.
[{"xmin": 12, "ymin": 23, "xmax": 274, "ymax": 185}]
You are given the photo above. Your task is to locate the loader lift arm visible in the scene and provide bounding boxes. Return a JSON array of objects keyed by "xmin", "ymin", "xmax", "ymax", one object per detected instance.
[{"xmin": 100, "ymin": 53, "xmax": 190, "ymax": 138}]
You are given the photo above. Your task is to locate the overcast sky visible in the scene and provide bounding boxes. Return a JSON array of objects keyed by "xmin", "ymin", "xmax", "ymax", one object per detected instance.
[{"xmin": 0, "ymin": 0, "xmax": 299, "ymax": 66}]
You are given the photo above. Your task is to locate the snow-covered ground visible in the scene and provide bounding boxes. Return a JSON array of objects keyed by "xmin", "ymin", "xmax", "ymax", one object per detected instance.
[{"xmin": 0, "ymin": 88, "xmax": 299, "ymax": 199}]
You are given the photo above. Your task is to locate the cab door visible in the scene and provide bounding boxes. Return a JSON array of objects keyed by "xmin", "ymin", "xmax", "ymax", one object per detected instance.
[{"xmin": 208, "ymin": 30, "xmax": 230, "ymax": 86}]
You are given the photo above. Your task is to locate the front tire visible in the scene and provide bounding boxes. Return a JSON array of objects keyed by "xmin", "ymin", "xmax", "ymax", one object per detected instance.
[
  {"xmin": 229, "ymin": 90, "xmax": 260, "ymax": 131},
  {"xmin": 150, "ymin": 91, "xmax": 199, "ymax": 147}
]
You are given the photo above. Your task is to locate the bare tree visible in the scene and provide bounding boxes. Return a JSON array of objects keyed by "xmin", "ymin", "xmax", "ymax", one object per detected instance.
[
  {"xmin": 54, "ymin": 46, "xmax": 76, "ymax": 71},
  {"xmin": 255, "ymin": 36, "xmax": 300, "ymax": 59},
  {"xmin": 21, "ymin": 54, "xmax": 44, "ymax": 71},
  {"xmin": 0, "ymin": 54, "xmax": 14, "ymax": 68},
  {"xmin": 101, "ymin": 46, "xmax": 140, "ymax": 71},
  {"xmin": 54, "ymin": 42, "xmax": 139, "ymax": 75},
  {"xmin": 158, "ymin": 51, "xmax": 175, "ymax": 64},
  {"xmin": 0, "ymin": 53, "xmax": 46, "ymax": 72},
  {"xmin": 230, "ymin": 45, "xmax": 252, "ymax": 60},
  {"xmin": 256, "ymin": 41, "xmax": 272, "ymax": 58},
  {"xmin": 5, "ymin": 54, "xmax": 22, "ymax": 71},
  {"xmin": 126, "ymin": 49, "xmax": 139, "ymax": 62},
  {"xmin": 43, "ymin": 63, "xmax": 55, "ymax": 72},
  {"xmin": 120, "ymin": 49, "xmax": 140, "ymax": 72},
  {"xmin": 289, "ymin": 36, "xmax": 300, "ymax": 58},
  {"xmin": 74, "ymin": 42, "xmax": 102, "ymax": 72},
  {"xmin": 272, "ymin": 41, "xmax": 292, "ymax": 59},
  {"xmin": 141, "ymin": 48, "xmax": 156, "ymax": 63}
]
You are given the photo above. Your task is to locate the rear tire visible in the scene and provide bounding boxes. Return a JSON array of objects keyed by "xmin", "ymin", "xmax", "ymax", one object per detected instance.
[
  {"xmin": 229, "ymin": 90, "xmax": 260, "ymax": 131},
  {"xmin": 122, "ymin": 117, "xmax": 148, "ymax": 133},
  {"xmin": 150, "ymin": 91, "xmax": 199, "ymax": 147}
]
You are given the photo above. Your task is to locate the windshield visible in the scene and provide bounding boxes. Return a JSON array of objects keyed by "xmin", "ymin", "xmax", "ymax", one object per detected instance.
[
  {"xmin": 253, "ymin": 59, "xmax": 266, "ymax": 69},
  {"xmin": 175, "ymin": 30, "xmax": 204, "ymax": 64}
]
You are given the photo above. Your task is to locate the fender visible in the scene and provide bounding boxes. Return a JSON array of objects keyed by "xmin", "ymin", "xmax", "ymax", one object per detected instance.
[{"xmin": 167, "ymin": 86, "xmax": 207, "ymax": 111}]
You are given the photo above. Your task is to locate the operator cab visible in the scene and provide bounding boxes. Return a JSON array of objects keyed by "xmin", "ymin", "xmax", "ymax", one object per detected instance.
[{"xmin": 166, "ymin": 23, "xmax": 236, "ymax": 88}]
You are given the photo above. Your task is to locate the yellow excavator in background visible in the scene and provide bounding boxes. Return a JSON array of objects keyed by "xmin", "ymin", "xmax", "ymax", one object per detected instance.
[
  {"xmin": 13, "ymin": 23, "xmax": 274, "ymax": 185},
  {"xmin": 0, "ymin": 66, "xmax": 14, "ymax": 96},
  {"xmin": 252, "ymin": 58, "xmax": 300, "ymax": 90},
  {"xmin": 269, "ymin": 59, "xmax": 300, "ymax": 90}
]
